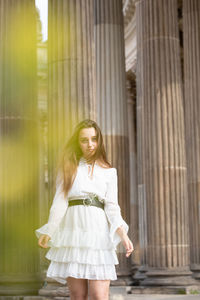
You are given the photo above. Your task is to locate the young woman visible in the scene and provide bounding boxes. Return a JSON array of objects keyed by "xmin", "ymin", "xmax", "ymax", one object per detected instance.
[{"xmin": 35, "ymin": 119, "xmax": 134, "ymax": 300}]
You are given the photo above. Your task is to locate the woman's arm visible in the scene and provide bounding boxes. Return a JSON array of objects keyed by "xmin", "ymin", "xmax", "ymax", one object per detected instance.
[
  {"xmin": 35, "ymin": 177, "xmax": 68, "ymax": 240},
  {"xmin": 116, "ymin": 224, "xmax": 128, "ymax": 239},
  {"xmin": 116, "ymin": 225, "xmax": 134, "ymax": 257},
  {"xmin": 104, "ymin": 168, "xmax": 130, "ymax": 249}
]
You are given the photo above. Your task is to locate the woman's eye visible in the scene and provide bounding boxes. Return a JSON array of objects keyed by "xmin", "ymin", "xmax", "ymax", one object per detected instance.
[{"xmin": 80, "ymin": 137, "xmax": 97, "ymax": 143}]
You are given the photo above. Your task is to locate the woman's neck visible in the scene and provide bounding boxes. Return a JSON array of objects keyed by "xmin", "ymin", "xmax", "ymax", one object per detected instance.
[{"xmin": 82, "ymin": 156, "xmax": 95, "ymax": 165}]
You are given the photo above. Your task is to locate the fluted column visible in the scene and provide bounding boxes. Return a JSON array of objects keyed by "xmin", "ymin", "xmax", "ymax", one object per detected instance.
[
  {"xmin": 95, "ymin": 0, "xmax": 131, "ymax": 283},
  {"xmin": 48, "ymin": 0, "xmax": 96, "ymax": 189},
  {"xmin": 183, "ymin": 0, "xmax": 200, "ymax": 280},
  {"xmin": 136, "ymin": 0, "xmax": 194, "ymax": 286},
  {"xmin": 0, "ymin": 0, "xmax": 40, "ymax": 295},
  {"xmin": 126, "ymin": 71, "xmax": 140, "ymax": 281},
  {"xmin": 37, "ymin": 0, "xmax": 96, "ymax": 294}
]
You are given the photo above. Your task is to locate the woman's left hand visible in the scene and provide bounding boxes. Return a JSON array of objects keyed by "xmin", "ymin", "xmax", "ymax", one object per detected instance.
[{"xmin": 121, "ymin": 236, "xmax": 134, "ymax": 257}]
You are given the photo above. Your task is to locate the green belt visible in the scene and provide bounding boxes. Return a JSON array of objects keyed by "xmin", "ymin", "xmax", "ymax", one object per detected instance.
[{"xmin": 68, "ymin": 197, "xmax": 104, "ymax": 210}]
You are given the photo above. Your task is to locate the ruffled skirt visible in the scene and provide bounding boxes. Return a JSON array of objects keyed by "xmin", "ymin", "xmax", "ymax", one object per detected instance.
[{"xmin": 44, "ymin": 205, "xmax": 118, "ymax": 284}]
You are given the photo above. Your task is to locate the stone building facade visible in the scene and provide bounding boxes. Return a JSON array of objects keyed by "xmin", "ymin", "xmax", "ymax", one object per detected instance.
[
  {"xmin": 0, "ymin": 0, "xmax": 200, "ymax": 296},
  {"xmin": 124, "ymin": 0, "xmax": 200, "ymax": 288}
]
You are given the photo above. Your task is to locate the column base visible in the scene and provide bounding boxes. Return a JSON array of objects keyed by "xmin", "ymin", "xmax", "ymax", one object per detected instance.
[
  {"xmin": 0, "ymin": 273, "xmax": 42, "ymax": 296},
  {"xmin": 140, "ymin": 267, "xmax": 197, "ymax": 286},
  {"xmin": 133, "ymin": 265, "xmax": 148, "ymax": 282},
  {"xmin": 38, "ymin": 278, "xmax": 69, "ymax": 297},
  {"xmin": 130, "ymin": 285, "xmax": 200, "ymax": 295},
  {"xmin": 191, "ymin": 264, "xmax": 200, "ymax": 280},
  {"xmin": 111, "ymin": 275, "xmax": 134, "ymax": 286},
  {"xmin": 113, "ymin": 254, "xmax": 133, "ymax": 286},
  {"xmin": 131, "ymin": 263, "xmax": 141, "ymax": 285}
]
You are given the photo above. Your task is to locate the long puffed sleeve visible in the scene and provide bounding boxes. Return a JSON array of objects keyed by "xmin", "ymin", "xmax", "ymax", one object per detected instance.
[
  {"xmin": 104, "ymin": 168, "xmax": 129, "ymax": 249},
  {"xmin": 35, "ymin": 178, "xmax": 68, "ymax": 240}
]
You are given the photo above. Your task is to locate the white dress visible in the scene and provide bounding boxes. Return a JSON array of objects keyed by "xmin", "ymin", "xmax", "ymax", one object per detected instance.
[{"xmin": 35, "ymin": 157, "xmax": 129, "ymax": 284}]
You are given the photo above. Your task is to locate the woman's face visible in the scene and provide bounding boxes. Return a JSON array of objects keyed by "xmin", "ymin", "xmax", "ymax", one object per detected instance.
[{"xmin": 78, "ymin": 127, "xmax": 98, "ymax": 158}]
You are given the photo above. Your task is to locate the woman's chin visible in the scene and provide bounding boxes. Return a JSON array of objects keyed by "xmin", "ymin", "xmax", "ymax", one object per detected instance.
[{"xmin": 85, "ymin": 150, "xmax": 95, "ymax": 158}]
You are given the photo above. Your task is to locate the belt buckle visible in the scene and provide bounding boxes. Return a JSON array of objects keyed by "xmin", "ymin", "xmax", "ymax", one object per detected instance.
[{"xmin": 83, "ymin": 198, "xmax": 93, "ymax": 206}]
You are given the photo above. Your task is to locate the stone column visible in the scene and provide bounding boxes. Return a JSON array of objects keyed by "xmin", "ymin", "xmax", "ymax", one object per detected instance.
[
  {"xmin": 48, "ymin": 0, "xmax": 96, "ymax": 188},
  {"xmin": 136, "ymin": 0, "xmax": 195, "ymax": 286},
  {"xmin": 0, "ymin": 0, "xmax": 40, "ymax": 295},
  {"xmin": 38, "ymin": 0, "xmax": 96, "ymax": 295},
  {"xmin": 126, "ymin": 71, "xmax": 140, "ymax": 282},
  {"xmin": 94, "ymin": 0, "xmax": 131, "ymax": 284},
  {"xmin": 183, "ymin": 0, "xmax": 200, "ymax": 280}
]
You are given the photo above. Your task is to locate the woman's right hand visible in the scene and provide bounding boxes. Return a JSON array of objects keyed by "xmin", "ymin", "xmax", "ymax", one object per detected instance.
[
  {"xmin": 121, "ymin": 235, "xmax": 134, "ymax": 257},
  {"xmin": 38, "ymin": 234, "xmax": 51, "ymax": 248}
]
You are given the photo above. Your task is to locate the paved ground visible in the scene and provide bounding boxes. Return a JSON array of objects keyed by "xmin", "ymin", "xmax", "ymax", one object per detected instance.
[
  {"xmin": 1, "ymin": 286, "xmax": 200, "ymax": 300},
  {"xmin": 0, "ymin": 295, "xmax": 200, "ymax": 300},
  {"xmin": 109, "ymin": 296, "xmax": 200, "ymax": 300},
  {"xmin": 109, "ymin": 286, "xmax": 200, "ymax": 300}
]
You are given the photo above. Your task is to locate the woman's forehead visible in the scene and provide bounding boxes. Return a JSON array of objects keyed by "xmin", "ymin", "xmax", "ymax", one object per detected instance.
[{"xmin": 79, "ymin": 127, "xmax": 97, "ymax": 138}]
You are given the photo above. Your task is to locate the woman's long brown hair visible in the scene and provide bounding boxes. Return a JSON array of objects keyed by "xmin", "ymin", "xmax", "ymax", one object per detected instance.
[{"xmin": 56, "ymin": 119, "xmax": 111, "ymax": 197}]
